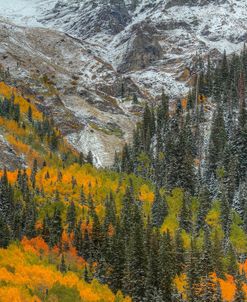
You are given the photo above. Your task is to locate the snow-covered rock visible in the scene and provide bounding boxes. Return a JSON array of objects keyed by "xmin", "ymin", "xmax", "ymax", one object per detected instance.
[{"xmin": 2, "ymin": 0, "xmax": 247, "ymax": 98}]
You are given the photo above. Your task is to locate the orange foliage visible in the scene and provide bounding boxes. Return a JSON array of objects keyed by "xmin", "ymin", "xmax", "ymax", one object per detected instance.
[
  {"xmin": 0, "ymin": 169, "xmax": 31, "ymax": 184},
  {"xmin": 0, "ymin": 287, "xmax": 25, "ymax": 302},
  {"xmin": 218, "ymin": 275, "xmax": 236, "ymax": 301},
  {"xmin": 241, "ymin": 259, "xmax": 247, "ymax": 275},
  {"xmin": 22, "ymin": 236, "xmax": 49, "ymax": 256},
  {"xmin": 181, "ymin": 98, "xmax": 187, "ymax": 109},
  {"xmin": 0, "ymin": 240, "xmax": 130, "ymax": 302},
  {"xmin": 174, "ymin": 272, "xmax": 247, "ymax": 302}
]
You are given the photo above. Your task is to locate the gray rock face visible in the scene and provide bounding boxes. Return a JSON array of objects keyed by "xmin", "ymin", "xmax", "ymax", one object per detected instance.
[
  {"xmin": 165, "ymin": 0, "xmax": 227, "ymax": 9},
  {"xmin": 0, "ymin": 135, "xmax": 25, "ymax": 171},
  {"xmin": 42, "ymin": 0, "xmax": 131, "ymax": 38},
  {"xmin": 118, "ymin": 23, "xmax": 162, "ymax": 73}
]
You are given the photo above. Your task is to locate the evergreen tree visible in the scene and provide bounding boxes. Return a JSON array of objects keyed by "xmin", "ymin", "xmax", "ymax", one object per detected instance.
[
  {"xmin": 50, "ymin": 207, "xmax": 63, "ymax": 247},
  {"xmin": 74, "ymin": 219, "xmax": 83, "ymax": 256},
  {"xmin": 199, "ymin": 227, "xmax": 213, "ymax": 277},
  {"xmin": 187, "ymin": 237, "xmax": 200, "ymax": 302},
  {"xmin": 80, "ymin": 185, "xmax": 86, "ymax": 206},
  {"xmin": 233, "ymin": 274, "xmax": 246, "ymax": 302},
  {"xmin": 86, "ymin": 151, "xmax": 94, "ymax": 165},
  {"xmin": 24, "ymin": 200, "xmax": 37, "ymax": 239},
  {"xmin": 207, "ymin": 103, "xmax": 227, "ymax": 176},
  {"xmin": 174, "ymin": 229, "xmax": 185, "ymax": 276},
  {"xmin": 227, "ymin": 244, "xmax": 238, "ymax": 277},
  {"xmin": 123, "ymin": 204, "xmax": 146, "ymax": 301},
  {"xmin": 110, "ymin": 219, "xmax": 125, "ymax": 291},
  {"xmin": 30, "ymin": 158, "xmax": 38, "ymax": 188},
  {"xmin": 50, "ymin": 130, "xmax": 58, "ymax": 151},
  {"xmin": 196, "ymin": 186, "xmax": 211, "ymax": 231},
  {"xmin": 66, "ymin": 201, "xmax": 77, "ymax": 234},
  {"xmin": 151, "ymin": 188, "xmax": 168, "ymax": 228},
  {"xmin": 0, "ymin": 215, "xmax": 10, "ymax": 248},
  {"xmin": 78, "ymin": 152, "xmax": 84, "ymax": 166},
  {"xmin": 159, "ymin": 231, "xmax": 175, "ymax": 302},
  {"xmin": 91, "ymin": 210, "xmax": 103, "ymax": 261},
  {"xmin": 215, "ymin": 281, "xmax": 223, "ymax": 302},
  {"xmin": 83, "ymin": 265, "xmax": 90, "ymax": 283},
  {"xmin": 133, "ymin": 94, "xmax": 138, "ymax": 104},
  {"xmin": 60, "ymin": 254, "xmax": 67, "ymax": 273},
  {"xmin": 28, "ymin": 105, "xmax": 33, "ymax": 123},
  {"xmin": 179, "ymin": 194, "xmax": 192, "ymax": 233},
  {"xmin": 145, "ymin": 229, "xmax": 160, "ymax": 301},
  {"xmin": 212, "ymin": 230, "xmax": 224, "ymax": 278}
]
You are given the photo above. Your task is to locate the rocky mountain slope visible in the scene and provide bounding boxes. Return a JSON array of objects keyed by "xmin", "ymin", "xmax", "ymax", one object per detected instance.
[
  {"xmin": 20, "ymin": 0, "xmax": 247, "ymax": 95},
  {"xmin": 0, "ymin": 20, "xmax": 138, "ymax": 166},
  {"xmin": 0, "ymin": 0, "xmax": 246, "ymax": 166}
]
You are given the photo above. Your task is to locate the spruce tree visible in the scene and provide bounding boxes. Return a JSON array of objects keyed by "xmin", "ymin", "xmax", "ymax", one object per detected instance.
[
  {"xmin": 215, "ymin": 281, "xmax": 223, "ymax": 302},
  {"xmin": 159, "ymin": 231, "xmax": 175, "ymax": 302},
  {"xmin": 60, "ymin": 254, "xmax": 67, "ymax": 273},
  {"xmin": 0, "ymin": 215, "xmax": 10, "ymax": 248},
  {"xmin": 124, "ymin": 203, "xmax": 146, "ymax": 301},
  {"xmin": 66, "ymin": 201, "xmax": 77, "ymax": 234},
  {"xmin": 174, "ymin": 229, "xmax": 185, "ymax": 276},
  {"xmin": 50, "ymin": 207, "xmax": 63, "ymax": 247},
  {"xmin": 24, "ymin": 200, "xmax": 37, "ymax": 239},
  {"xmin": 212, "ymin": 230, "xmax": 224, "ymax": 278},
  {"xmin": 151, "ymin": 187, "xmax": 168, "ymax": 228},
  {"xmin": 28, "ymin": 106, "xmax": 33, "ymax": 123},
  {"xmin": 179, "ymin": 194, "xmax": 192, "ymax": 233},
  {"xmin": 207, "ymin": 103, "xmax": 227, "ymax": 176},
  {"xmin": 227, "ymin": 244, "xmax": 238, "ymax": 277},
  {"xmin": 86, "ymin": 151, "xmax": 94, "ymax": 165},
  {"xmin": 233, "ymin": 274, "xmax": 246, "ymax": 302},
  {"xmin": 196, "ymin": 186, "xmax": 211, "ymax": 231}
]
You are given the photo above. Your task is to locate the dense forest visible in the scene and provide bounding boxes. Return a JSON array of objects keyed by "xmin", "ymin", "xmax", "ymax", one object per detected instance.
[
  {"xmin": 0, "ymin": 47, "xmax": 247, "ymax": 302},
  {"xmin": 114, "ymin": 48, "xmax": 247, "ymax": 300}
]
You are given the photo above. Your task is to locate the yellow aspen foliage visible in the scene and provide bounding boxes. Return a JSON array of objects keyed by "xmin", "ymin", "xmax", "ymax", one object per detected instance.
[
  {"xmin": 0, "ymin": 82, "xmax": 42, "ymax": 120},
  {"xmin": 33, "ymin": 163, "xmax": 154, "ymax": 218},
  {"xmin": 0, "ymin": 82, "xmax": 14, "ymax": 98},
  {"xmin": 6, "ymin": 134, "xmax": 40, "ymax": 164},
  {"xmin": 174, "ymin": 274, "xmax": 187, "ymax": 300},
  {"xmin": 0, "ymin": 117, "xmax": 26, "ymax": 136},
  {"xmin": 138, "ymin": 184, "xmax": 154, "ymax": 203}
]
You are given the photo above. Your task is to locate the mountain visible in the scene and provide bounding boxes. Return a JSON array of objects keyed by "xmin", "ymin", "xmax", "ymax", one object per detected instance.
[
  {"xmin": 0, "ymin": 0, "xmax": 247, "ymax": 165},
  {"xmin": 1, "ymin": 2, "xmax": 247, "ymax": 302}
]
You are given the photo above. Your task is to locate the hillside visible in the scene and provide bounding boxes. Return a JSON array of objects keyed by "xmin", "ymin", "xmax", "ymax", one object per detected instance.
[
  {"xmin": 0, "ymin": 76, "xmax": 247, "ymax": 301},
  {"xmin": 0, "ymin": 1, "xmax": 247, "ymax": 302},
  {"xmin": 0, "ymin": 238, "xmax": 131, "ymax": 302}
]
